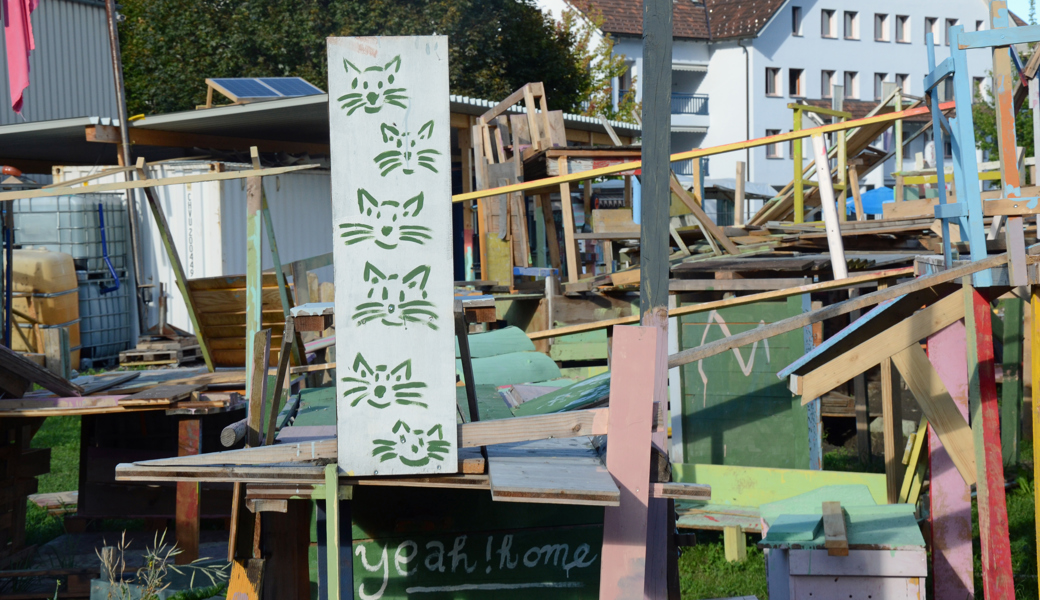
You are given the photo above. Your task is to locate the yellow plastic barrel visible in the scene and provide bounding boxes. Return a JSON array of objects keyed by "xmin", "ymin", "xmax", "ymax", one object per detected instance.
[{"xmin": 10, "ymin": 249, "xmax": 81, "ymax": 367}]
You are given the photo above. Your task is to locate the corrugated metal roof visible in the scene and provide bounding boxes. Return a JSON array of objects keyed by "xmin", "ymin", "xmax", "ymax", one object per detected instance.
[
  {"xmin": 133, "ymin": 93, "xmax": 641, "ymax": 139},
  {"xmin": 0, "ymin": 0, "xmax": 116, "ymax": 125}
]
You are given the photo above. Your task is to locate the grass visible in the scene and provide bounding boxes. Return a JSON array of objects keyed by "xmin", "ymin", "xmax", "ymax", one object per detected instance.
[
  {"xmin": 678, "ymin": 531, "xmax": 767, "ymax": 599},
  {"xmin": 25, "ymin": 416, "xmax": 80, "ymax": 547}
]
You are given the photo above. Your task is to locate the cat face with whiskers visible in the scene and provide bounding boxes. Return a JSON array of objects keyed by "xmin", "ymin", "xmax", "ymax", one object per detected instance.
[
  {"xmin": 352, "ymin": 263, "xmax": 438, "ymax": 330},
  {"xmin": 374, "ymin": 120, "xmax": 440, "ymax": 176},
  {"xmin": 372, "ymin": 420, "xmax": 449, "ymax": 467},
  {"xmin": 340, "ymin": 353, "xmax": 428, "ymax": 410},
  {"xmin": 338, "ymin": 189, "xmax": 432, "ymax": 250},
  {"xmin": 338, "ymin": 55, "xmax": 407, "ymax": 115}
]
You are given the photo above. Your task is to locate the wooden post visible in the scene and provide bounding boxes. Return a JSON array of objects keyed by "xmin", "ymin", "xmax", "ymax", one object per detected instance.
[
  {"xmin": 848, "ymin": 291, "xmax": 870, "ymax": 464},
  {"xmin": 1032, "ymin": 287, "xmax": 1040, "ymax": 600},
  {"xmin": 734, "ymin": 161, "xmax": 746, "ymax": 226},
  {"xmin": 833, "ymin": 88, "xmax": 847, "ymax": 223},
  {"xmin": 245, "ymin": 174, "xmax": 264, "ymax": 399},
  {"xmin": 323, "ymin": 464, "xmax": 341, "ymax": 600},
  {"xmin": 878, "ymin": 281, "xmax": 903, "ymax": 504},
  {"xmin": 848, "ymin": 160, "xmax": 865, "ymax": 221},
  {"xmin": 637, "ymin": 3, "xmax": 673, "ymax": 595},
  {"xmin": 965, "ymin": 283, "xmax": 1015, "ymax": 599},
  {"xmin": 691, "ymin": 158, "xmax": 703, "ymax": 206},
  {"xmin": 247, "ymin": 329, "xmax": 272, "ymax": 447},
  {"xmin": 1001, "ymin": 295, "xmax": 1024, "ymax": 465},
  {"xmin": 927, "ymin": 320, "xmax": 974, "ymax": 599},
  {"xmin": 43, "ymin": 327, "xmax": 70, "ymax": 380},
  {"xmin": 811, "ymin": 134, "xmax": 848, "ymax": 279},
  {"xmin": 258, "ymin": 182, "xmax": 303, "ymax": 367},
  {"xmin": 175, "ymin": 418, "xmax": 201, "ymax": 564},
  {"xmin": 539, "ymin": 193, "xmax": 561, "ymax": 270},
  {"xmin": 558, "ymin": 158, "xmax": 580, "ymax": 282},
  {"xmin": 460, "ymin": 120, "xmax": 475, "ymax": 281},
  {"xmin": 584, "ymin": 180, "xmax": 595, "ymax": 275},
  {"xmin": 793, "ymin": 108, "xmax": 804, "ymax": 222},
  {"xmin": 894, "ymin": 174, "xmax": 904, "ymax": 202}
]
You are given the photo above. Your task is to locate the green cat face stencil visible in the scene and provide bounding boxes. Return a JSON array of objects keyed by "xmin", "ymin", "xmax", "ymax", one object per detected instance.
[
  {"xmin": 337, "ymin": 55, "xmax": 407, "ymax": 115},
  {"xmin": 373, "ymin": 120, "xmax": 441, "ymax": 176},
  {"xmin": 372, "ymin": 421, "xmax": 449, "ymax": 467},
  {"xmin": 352, "ymin": 262, "xmax": 438, "ymax": 330},
  {"xmin": 338, "ymin": 189, "xmax": 432, "ymax": 250},
  {"xmin": 340, "ymin": 353, "xmax": 428, "ymax": 409}
]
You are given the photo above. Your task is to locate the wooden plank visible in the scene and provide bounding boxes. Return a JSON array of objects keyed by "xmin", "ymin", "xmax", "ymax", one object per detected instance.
[
  {"xmin": 486, "ymin": 437, "xmax": 620, "ymax": 506},
  {"xmin": 175, "ymin": 418, "xmax": 201, "ymax": 564},
  {"xmin": 821, "ymin": 501, "xmax": 848, "ymax": 557},
  {"xmin": 723, "ymin": 525, "xmax": 747, "ymax": 562},
  {"xmin": 599, "ymin": 325, "xmax": 658, "ymax": 599},
  {"xmin": 669, "ymin": 177, "xmax": 740, "ymax": 255},
  {"xmin": 1033, "ymin": 286, "xmax": 1040, "ymax": 600},
  {"xmin": 890, "ymin": 343, "xmax": 976, "ymax": 485},
  {"xmin": 529, "ymin": 266, "xmax": 914, "ymax": 340},
  {"xmin": 453, "ymin": 102, "xmax": 954, "ymax": 204},
  {"xmin": 965, "ymin": 280, "xmax": 1016, "ymax": 599},
  {"xmin": 265, "ymin": 318, "xmax": 295, "ymax": 446},
  {"xmin": 247, "ymin": 330, "xmax": 272, "ymax": 447},
  {"xmin": 898, "ymin": 418, "xmax": 928, "ymax": 504},
  {"xmin": 226, "ymin": 558, "xmax": 265, "ymax": 600},
  {"xmin": 800, "ymin": 291, "xmax": 965, "ymax": 403},
  {"xmin": 650, "ymin": 482, "xmax": 711, "ymax": 500},
  {"xmin": 669, "ymin": 278, "xmax": 811, "ymax": 291},
  {"xmin": 879, "ymin": 284, "xmax": 903, "ymax": 505},
  {"xmin": 559, "ymin": 157, "xmax": 580, "ymax": 282},
  {"xmin": 0, "ymin": 161, "xmax": 316, "ymax": 203},
  {"xmin": 1001, "ymin": 296, "xmax": 1024, "ymax": 465},
  {"xmin": 0, "ymin": 343, "xmax": 81, "ymax": 397},
  {"xmin": 330, "ymin": 37, "xmax": 458, "ymax": 476},
  {"xmin": 927, "ymin": 320, "xmax": 975, "ymax": 599},
  {"xmin": 118, "ymin": 384, "xmax": 202, "ymax": 407}
]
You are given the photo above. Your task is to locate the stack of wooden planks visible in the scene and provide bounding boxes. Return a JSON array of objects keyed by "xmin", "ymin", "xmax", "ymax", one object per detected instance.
[{"xmin": 188, "ymin": 274, "xmax": 294, "ymax": 367}]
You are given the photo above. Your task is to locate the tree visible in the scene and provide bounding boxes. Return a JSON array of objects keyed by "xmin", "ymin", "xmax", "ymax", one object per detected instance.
[
  {"xmin": 971, "ymin": 56, "xmax": 1034, "ymax": 173},
  {"xmin": 119, "ymin": 0, "xmax": 591, "ymax": 117},
  {"xmin": 561, "ymin": 8, "xmax": 639, "ymax": 123}
]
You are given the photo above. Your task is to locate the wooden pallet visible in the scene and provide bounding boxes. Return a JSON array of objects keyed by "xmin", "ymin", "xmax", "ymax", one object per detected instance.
[{"xmin": 119, "ymin": 345, "xmax": 202, "ymax": 367}]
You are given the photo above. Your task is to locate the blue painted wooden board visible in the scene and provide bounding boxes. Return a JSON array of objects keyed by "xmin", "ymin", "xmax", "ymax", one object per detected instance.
[{"xmin": 512, "ymin": 371, "xmax": 611, "ymax": 417}]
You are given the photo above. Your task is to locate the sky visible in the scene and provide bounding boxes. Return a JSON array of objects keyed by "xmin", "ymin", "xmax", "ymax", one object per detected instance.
[{"xmin": 1008, "ymin": 0, "xmax": 1034, "ymax": 23}]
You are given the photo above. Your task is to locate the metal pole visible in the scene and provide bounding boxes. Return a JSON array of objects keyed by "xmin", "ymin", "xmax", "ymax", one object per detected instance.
[{"xmin": 103, "ymin": 0, "xmax": 144, "ymax": 338}]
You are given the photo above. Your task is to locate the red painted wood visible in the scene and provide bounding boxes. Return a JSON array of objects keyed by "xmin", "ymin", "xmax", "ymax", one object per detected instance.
[
  {"xmin": 600, "ymin": 325, "xmax": 659, "ymax": 599},
  {"xmin": 176, "ymin": 418, "xmax": 201, "ymax": 564},
  {"xmin": 969, "ymin": 287, "xmax": 1015, "ymax": 598}
]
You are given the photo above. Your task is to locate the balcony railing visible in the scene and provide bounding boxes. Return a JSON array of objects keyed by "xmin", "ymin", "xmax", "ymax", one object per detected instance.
[{"xmin": 672, "ymin": 93, "xmax": 708, "ymax": 115}]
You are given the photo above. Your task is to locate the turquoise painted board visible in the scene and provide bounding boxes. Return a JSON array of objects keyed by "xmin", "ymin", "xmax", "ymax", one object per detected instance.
[
  {"xmin": 455, "ymin": 326, "xmax": 535, "ymax": 359},
  {"xmin": 455, "ymin": 351, "xmax": 561, "ymax": 387},
  {"xmin": 293, "ymin": 386, "xmax": 337, "ymax": 427},
  {"xmin": 679, "ymin": 295, "xmax": 810, "ymax": 468},
  {"xmin": 456, "ymin": 384, "xmax": 515, "ymax": 422},
  {"xmin": 350, "ymin": 487, "xmax": 603, "ymax": 599}
]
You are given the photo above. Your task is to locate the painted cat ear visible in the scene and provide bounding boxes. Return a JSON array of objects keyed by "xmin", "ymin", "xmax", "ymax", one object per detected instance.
[
  {"xmin": 357, "ymin": 189, "xmax": 378, "ymax": 211},
  {"xmin": 384, "ymin": 55, "xmax": 402, "ymax": 73},
  {"xmin": 362, "ymin": 262, "xmax": 387, "ymax": 283},
  {"xmin": 392, "ymin": 419, "xmax": 411, "ymax": 434},
  {"xmin": 426, "ymin": 424, "xmax": 444, "ymax": 440},
  {"xmin": 402, "ymin": 192, "xmax": 424, "ymax": 216},
  {"xmin": 390, "ymin": 359, "xmax": 412, "ymax": 379},
  {"xmin": 380, "ymin": 123, "xmax": 399, "ymax": 143},
  {"xmin": 417, "ymin": 120, "xmax": 435, "ymax": 140},
  {"xmin": 343, "ymin": 58, "xmax": 361, "ymax": 75},
  {"xmin": 352, "ymin": 352, "xmax": 372, "ymax": 374},
  {"xmin": 402, "ymin": 264, "xmax": 431, "ymax": 289}
]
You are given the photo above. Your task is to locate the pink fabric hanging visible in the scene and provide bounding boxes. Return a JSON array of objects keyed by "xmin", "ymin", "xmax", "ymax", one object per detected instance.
[{"xmin": 3, "ymin": 0, "xmax": 40, "ymax": 113}]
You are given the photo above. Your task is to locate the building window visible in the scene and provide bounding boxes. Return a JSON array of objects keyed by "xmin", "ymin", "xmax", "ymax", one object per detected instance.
[
  {"xmin": 896, "ymin": 15, "xmax": 910, "ymax": 43},
  {"xmin": 976, "ymin": 20, "xmax": 984, "ymax": 31},
  {"xmin": 789, "ymin": 68, "xmax": 805, "ymax": 97},
  {"xmin": 792, "ymin": 6, "xmax": 803, "ymax": 36},
  {"xmin": 896, "ymin": 73, "xmax": 909, "ymax": 94},
  {"xmin": 945, "ymin": 19, "xmax": 958, "ymax": 45},
  {"xmin": 766, "ymin": 67, "xmax": 781, "ymax": 96},
  {"xmin": 844, "ymin": 11, "xmax": 859, "ymax": 39},
  {"xmin": 844, "ymin": 71, "xmax": 858, "ymax": 99},
  {"xmin": 821, "ymin": 9, "xmax": 836, "ymax": 38},
  {"xmin": 973, "ymin": 77, "xmax": 986, "ymax": 98},
  {"xmin": 822, "ymin": 70, "xmax": 835, "ymax": 98},
  {"xmin": 925, "ymin": 17, "xmax": 939, "ymax": 44},
  {"xmin": 875, "ymin": 14, "xmax": 889, "ymax": 41},
  {"xmin": 874, "ymin": 73, "xmax": 887, "ymax": 100},
  {"xmin": 766, "ymin": 129, "xmax": 782, "ymax": 159}
]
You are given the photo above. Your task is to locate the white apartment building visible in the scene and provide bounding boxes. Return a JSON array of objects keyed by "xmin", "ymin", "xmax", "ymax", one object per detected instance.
[{"xmin": 541, "ymin": 0, "xmax": 1010, "ymax": 212}]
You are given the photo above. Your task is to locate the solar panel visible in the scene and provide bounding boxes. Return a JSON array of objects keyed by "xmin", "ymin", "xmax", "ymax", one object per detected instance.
[
  {"xmin": 209, "ymin": 78, "xmax": 281, "ymax": 99},
  {"xmin": 259, "ymin": 77, "xmax": 324, "ymax": 97}
]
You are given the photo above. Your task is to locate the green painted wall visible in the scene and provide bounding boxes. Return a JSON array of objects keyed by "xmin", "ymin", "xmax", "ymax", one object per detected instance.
[{"xmin": 679, "ymin": 295, "xmax": 810, "ymax": 469}]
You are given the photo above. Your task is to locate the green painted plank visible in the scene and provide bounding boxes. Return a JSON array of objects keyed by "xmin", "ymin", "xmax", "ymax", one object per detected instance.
[
  {"xmin": 758, "ymin": 484, "xmax": 881, "ymax": 524},
  {"xmin": 455, "ymin": 351, "xmax": 561, "ymax": 387},
  {"xmin": 1000, "ymin": 297, "xmax": 1024, "ymax": 466},
  {"xmin": 679, "ymin": 295, "xmax": 810, "ymax": 469},
  {"xmin": 671, "ymin": 463, "xmax": 888, "ymax": 508},
  {"xmin": 293, "ymin": 386, "xmax": 337, "ymax": 427},
  {"xmin": 456, "ymin": 384, "xmax": 514, "ymax": 422},
  {"xmin": 512, "ymin": 371, "xmax": 611, "ymax": 417},
  {"xmin": 765, "ymin": 514, "xmax": 822, "ymax": 542},
  {"xmin": 455, "ymin": 326, "xmax": 535, "ymax": 359}
]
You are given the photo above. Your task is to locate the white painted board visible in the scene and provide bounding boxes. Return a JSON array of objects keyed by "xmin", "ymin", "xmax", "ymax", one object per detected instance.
[{"xmin": 329, "ymin": 36, "xmax": 457, "ymax": 476}]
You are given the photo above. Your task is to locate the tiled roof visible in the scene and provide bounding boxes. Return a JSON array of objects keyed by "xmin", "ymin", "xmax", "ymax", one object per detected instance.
[
  {"xmin": 566, "ymin": 0, "xmax": 785, "ymax": 40},
  {"xmin": 567, "ymin": 0, "xmax": 709, "ymax": 39},
  {"xmin": 706, "ymin": 0, "xmax": 787, "ymax": 39}
]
